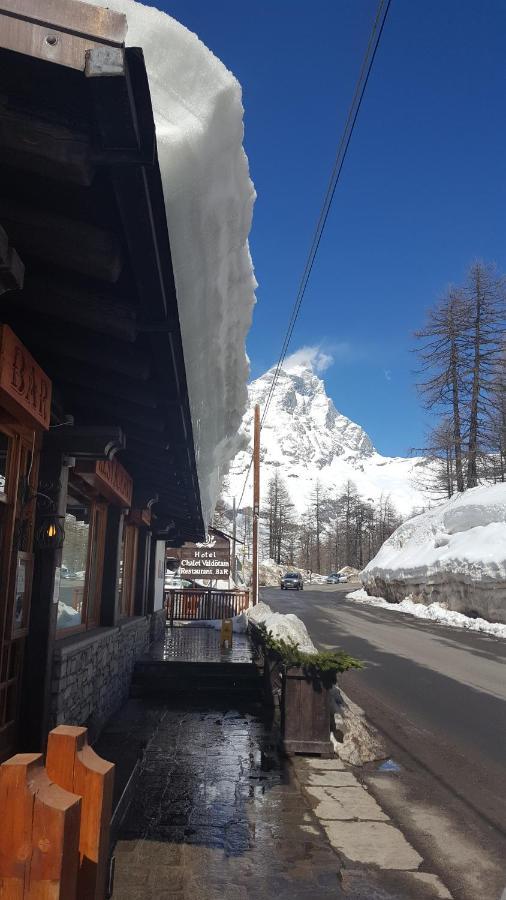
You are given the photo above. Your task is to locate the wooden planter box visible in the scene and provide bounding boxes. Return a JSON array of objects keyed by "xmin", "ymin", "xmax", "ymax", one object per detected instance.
[{"xmin": 281, "ymin": 666, "xmax": 333, "ymax": 757}]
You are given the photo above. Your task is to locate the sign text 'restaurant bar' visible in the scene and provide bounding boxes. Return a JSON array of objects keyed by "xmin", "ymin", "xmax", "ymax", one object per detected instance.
[{"xmin": 171, "ymin": 531, "xmax": 230, "ymax": 580}]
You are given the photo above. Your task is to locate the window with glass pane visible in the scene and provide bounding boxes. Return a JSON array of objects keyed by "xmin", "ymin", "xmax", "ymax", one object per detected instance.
[
  {"xmin": 57, "ymin": 498, "xmax": 90, "ymax": 630},
  {"xmin": 117, "ymin": 523, "xmax": 138, "ymax": 618},
  {"xmin": 86, "ymin": 504, "xmax": 106, "ymax": 626},
  {"xmin": 0, "ymin": 432, "xmax": 9, "ymax": 495}
]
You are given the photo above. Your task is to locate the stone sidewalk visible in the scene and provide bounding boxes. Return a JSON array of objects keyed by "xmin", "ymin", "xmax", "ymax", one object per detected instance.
[
  {"xmin": 106, "ymin": 699, "xmax": 452, "ymax": 900},
  {"xmin": 294, "ymin": 757, "xmax": 452, "ymax": 900}
]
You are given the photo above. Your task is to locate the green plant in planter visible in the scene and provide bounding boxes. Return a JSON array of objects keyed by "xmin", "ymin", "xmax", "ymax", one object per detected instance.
[{"xmin": 255, "ymin": 622, "xmax": 362, "ymax": 689}]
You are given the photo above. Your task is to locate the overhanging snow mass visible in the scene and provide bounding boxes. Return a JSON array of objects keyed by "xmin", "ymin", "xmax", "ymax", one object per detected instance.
[{"xmin": 84, "ymin": 0, "xmax": 257, "ymax": 528}]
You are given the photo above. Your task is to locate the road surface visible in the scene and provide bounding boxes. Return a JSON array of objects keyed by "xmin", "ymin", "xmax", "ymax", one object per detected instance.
[{"xmin": 263, "ymin": 583, "xmax": 506, "ymax": 900}]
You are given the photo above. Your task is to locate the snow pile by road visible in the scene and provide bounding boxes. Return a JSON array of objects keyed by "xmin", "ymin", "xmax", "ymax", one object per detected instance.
[
  {"xmin": 347, "ymin": 589, "xmax": 506, "ymax": 638},
  {"xmin": 84, "ymin": 0, "xmax": 256, "ymax": 528},
  {"xmin": 361, "ymin": 484, "xmax": 506, "ymax": 624},
  {"xmin": 241, "ymin": 558, "xmax": 326, "ymax": 587},
  {"xmin": 247, "ymin": 602, "xmax": 317, "ymax": 653},
  {"xmin": 339, "ymin": 566, "xmax": 361, "ymax": 581}
]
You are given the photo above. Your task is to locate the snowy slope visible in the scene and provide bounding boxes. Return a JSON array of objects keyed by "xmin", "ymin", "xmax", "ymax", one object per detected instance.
[
  {"xmin": 361, "ymin": 484, "xmax": 506, "ymax": 624},
  {"xmin": 83, "ymin": 0, "xmax": 256, "ymax": 529},
  {"xmin": 224, "ymin": 354, "xmax": 428, "ymax": 517}
]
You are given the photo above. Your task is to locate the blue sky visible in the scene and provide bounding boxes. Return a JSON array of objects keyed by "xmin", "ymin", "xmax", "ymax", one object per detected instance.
[{"xmin": 163, "ymin": 0, "xmax": 506, "ymax": 456}]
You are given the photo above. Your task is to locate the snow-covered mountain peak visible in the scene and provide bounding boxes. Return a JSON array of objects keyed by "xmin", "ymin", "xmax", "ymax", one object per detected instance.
[
  {"xmin": 223, "ymin": 357, "xmax": 427, "ymax": 517},
  {"xmin": 248, "ymin": 361, "xmax": 375, "ymax": 463}
]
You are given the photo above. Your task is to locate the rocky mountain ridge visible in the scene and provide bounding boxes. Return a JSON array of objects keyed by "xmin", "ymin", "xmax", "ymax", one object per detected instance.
[{"xmin": 223, "ymin": 359, "xmax": 428, "ymax": 517}]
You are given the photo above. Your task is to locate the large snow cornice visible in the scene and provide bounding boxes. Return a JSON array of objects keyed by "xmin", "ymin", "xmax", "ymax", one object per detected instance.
[{"xmin": 84, "ymin": 0, "xmax": 256, "ymax": 530}]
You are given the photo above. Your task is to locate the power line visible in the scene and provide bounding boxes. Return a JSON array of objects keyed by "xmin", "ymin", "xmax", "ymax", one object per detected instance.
[{"xmin": 236, "ymin": 0, "xmax": 391, "ymax": 511}]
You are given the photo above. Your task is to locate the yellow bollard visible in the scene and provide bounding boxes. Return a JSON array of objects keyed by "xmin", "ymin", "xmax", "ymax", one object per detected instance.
[{"xmin": 221, "ymin": 618, "xmax": 233, "ymax": 650}]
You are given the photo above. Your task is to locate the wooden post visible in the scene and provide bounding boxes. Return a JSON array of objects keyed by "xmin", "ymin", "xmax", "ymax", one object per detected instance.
[
  {"xmin": 46, "ymin": 727, "xmax": 114, "ymax": 900},
  {"xmin": 252, "ymin": 404, "xmax": 260, "ymax": 606},
  {"xmin": 0, "ymin": 752, "xmax": 81, "ymax": 899},
  {"xmin": 19, "ymin": 448, "xmax": 69, "ymax": 753}
]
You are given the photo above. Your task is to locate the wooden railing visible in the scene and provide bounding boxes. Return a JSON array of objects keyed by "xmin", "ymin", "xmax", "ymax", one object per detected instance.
[{"xmin": 165, "ymin": 589, "xmax": 250, "ymax": 626}]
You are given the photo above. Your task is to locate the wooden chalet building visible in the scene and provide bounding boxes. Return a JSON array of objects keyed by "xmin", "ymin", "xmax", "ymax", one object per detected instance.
[{"xmin": 0, "ymin": 0, "xmax": 206, "ymax": 759}]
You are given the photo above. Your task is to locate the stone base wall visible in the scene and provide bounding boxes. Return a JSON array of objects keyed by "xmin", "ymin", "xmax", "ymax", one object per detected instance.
[{"xmin": 51, "ymin": 616, "xmax": 153, "ymax": 739}]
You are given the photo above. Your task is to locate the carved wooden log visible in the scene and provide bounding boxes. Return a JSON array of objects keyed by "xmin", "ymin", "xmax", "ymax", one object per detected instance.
[
  {"xmin": 0, "ymin": 752, "xmax": 81, "ymax": 899},
  {"xmin": 46, "ymin": 727, "xmax": 114, "ymax": 900}
]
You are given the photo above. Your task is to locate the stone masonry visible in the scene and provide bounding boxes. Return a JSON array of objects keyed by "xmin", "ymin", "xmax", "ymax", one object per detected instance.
[{"xmin": 51, "ymin": 614, "xmax": 164, "ymax": 737}]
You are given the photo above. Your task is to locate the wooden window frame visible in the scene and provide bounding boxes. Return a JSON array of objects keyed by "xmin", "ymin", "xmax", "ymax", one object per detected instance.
[
  {"xmin": 84, "ymin": 502, "xmax": 107, "ymax": 628},
  {"xmin": 0, "ymin": 426, "xmax": 12, "ymax": 506},
  {"xmin": 118, "ymin": 523, "xmax": 139, "ymax": 619},
  {"xmin": 56, "ymin": 498, "xmax": 107, "ymax": 638},
  {"xmin": 10, "ymin": 551, "xmax": 33, "ymax": 639}
]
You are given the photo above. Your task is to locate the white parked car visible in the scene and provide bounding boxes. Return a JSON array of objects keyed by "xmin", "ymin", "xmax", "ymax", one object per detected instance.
[{"xmin": 326, "ymin": 572, "xmax": 347, "ymax": 584}]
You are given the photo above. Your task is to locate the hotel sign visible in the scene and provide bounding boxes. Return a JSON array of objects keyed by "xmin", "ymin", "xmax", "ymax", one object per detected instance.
[
  {"xmin": 174, "ymin": 531, "xmax": 230, "ymax": 580},
  {"xmin": 0, "ymin": 324, "xmax": 52, "ymax": 429}
]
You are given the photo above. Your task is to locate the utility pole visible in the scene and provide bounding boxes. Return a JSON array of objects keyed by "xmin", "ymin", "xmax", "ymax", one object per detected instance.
[
  {"xmin": 252, "ymin": 403, "xmax": 260, "ymax": 606},
  {"xmin": 231, "ymin": 496, "xmax": 237, "ymax": 584}
]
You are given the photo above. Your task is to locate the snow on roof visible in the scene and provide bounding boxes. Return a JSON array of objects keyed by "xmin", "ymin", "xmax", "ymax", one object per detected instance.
[{"xmin": 83, "ymin": 0, "xmax": 256, "ymax": 529}]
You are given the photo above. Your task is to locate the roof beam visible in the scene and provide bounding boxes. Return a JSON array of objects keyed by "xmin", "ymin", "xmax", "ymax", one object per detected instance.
[
  {"xmin": 0, "ymin": 198, "xmax": 123, "ymax": 282},
  {"xmin": 14, "ymin": 276, "xmax": 138, "ymax": 342}
]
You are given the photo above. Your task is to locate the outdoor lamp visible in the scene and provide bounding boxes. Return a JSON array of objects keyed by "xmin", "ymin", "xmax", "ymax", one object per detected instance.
[{"xmin": 35, "ymin": 513, "xmax": 65, "ymax": 550}]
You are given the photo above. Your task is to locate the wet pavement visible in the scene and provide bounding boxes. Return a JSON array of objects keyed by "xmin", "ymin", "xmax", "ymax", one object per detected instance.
[
  {"xmin": 107, "ymin": 698, "xmax": 452, "ymax": 900},
  {"xmin": 111, "ymin": 701, "xmax": 345, "ymax": 900},
  {"xmin": 146, "ymin": 624, "xmax": 253, "ymax": 664}
]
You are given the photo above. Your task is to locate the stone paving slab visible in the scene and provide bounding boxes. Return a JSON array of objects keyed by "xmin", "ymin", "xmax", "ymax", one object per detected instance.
[
  {"xmin": 323, "ymin": 819, "xmax": 423, "ymax": 869},
  {"xmin": 306, "ymin": 785, "xmax": 389, "ymax": 821},
  {"xmin": 306, "ymin": 770, "xmax": 359, "ymax": 787},
  {"xmin": 294, "ymin": 756, "xmax": 454, "ymax": 899}
]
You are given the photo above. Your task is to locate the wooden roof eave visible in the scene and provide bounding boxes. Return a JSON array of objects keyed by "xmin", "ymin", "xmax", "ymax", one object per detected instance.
[{"xmin": 0, "ymin": 29, "xmax": 205, "ymax": 541}]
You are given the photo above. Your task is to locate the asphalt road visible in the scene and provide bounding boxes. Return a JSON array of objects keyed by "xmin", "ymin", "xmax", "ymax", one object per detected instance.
[{"xmin": 263, "ymin": 583, "xmax": 506, "ymax": 900}]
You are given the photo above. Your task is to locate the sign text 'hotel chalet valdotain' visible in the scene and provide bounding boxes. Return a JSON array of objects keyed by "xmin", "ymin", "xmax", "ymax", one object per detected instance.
[{"xmin": 177, "ymin": 531, "xmax": 230, "ymax": 580}]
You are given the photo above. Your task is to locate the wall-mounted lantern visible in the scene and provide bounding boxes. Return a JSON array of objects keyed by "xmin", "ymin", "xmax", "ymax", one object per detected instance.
[{"xmin": 35, "ymin": 513, "xmax": 65, "ymax": 551}]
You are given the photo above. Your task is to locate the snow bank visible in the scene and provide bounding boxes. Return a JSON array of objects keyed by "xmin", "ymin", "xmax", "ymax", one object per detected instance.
[
  {"xmin": 339, "ymin": 566, "xmax": 361, "ymax": 580},
  {"xmin": 331, "ymin": 687, "xmax": 387, "ymax": 765},
  {"xmin": 247, "ymin": 602, "xmax": 317, "ymax": 653},
  {"xmin": 57, "ymin": 601, "xmax": 80, "ymax": 629},
  {"xmin": 361, "ymin": 484, "xmax": 506, "ymax": 624},
  {"xmin": 242, "ymin": 558, "xmax": 325, "ymax": 587},
  {"xmin": 83, "ymin": 0, "xmax": 256, "ymax": 528},
  {"xmin": 347, "ymin": 589, "xmax": 506, "ymax": 638}
]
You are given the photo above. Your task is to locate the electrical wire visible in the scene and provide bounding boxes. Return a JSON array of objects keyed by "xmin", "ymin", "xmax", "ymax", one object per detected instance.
[{"xmin": 236, "ymin": 0, "xmax": 391, "ymax": 512}]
